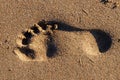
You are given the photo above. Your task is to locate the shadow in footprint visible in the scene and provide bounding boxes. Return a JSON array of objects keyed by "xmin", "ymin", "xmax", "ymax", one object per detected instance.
[
  {"xmin": 22, "ymin": 31, "xmax": 33, "ymax": 45},
  {"xmin": 57, "ymin": 23, "xmax": 82, "ymax": 32},
  {"xmin": 46, "ymin": 35, "xmax": 57, "ymax": 57},
  {"xmin": 40, "ymin": 20, "xmax": 82, "ymax": 32},
  {"xmin": 18, "ymin": 47, "xmax": 36, "ymax": 59},
  {"xmin": 90, "ymin": 29, "xmax": 112, "ymax": 53}
]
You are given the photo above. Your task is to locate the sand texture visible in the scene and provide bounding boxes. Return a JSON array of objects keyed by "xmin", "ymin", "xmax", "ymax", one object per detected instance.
[{"xmin": 0, "ymin": 0, "xmax": 120, "ymax": 80}]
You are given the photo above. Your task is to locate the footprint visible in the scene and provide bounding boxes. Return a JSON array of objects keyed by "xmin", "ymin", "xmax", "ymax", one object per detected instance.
[
  {"xmin": 14, "ymin": 20, "xmax": 112, "ymax": 61},
  {"xmin": 14, "ymin": 21, "xmax": 58, "ymax": 61}
]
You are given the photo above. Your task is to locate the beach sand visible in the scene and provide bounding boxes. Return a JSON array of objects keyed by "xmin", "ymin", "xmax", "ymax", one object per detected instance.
[{"xmin": 0, "ymin": 0, "xmax": 120, "ymax": 80}]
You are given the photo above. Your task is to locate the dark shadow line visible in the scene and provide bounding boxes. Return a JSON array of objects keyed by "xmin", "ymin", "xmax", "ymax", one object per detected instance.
[
  {"xmin": 38, "ymin": 20, "xmax": 84, "ymax": 32},
  {"xmin": 46, "ymin": 35, "xmax": 57, "ymax": 57},
  {"xmin": 18, "ymin": 47, "xmax": 36, "ymax": 59}
]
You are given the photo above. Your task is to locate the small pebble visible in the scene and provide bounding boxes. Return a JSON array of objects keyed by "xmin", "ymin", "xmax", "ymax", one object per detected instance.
[
  {"xmin": 4, "ymin": 40, "xmax": 8, "ymax": 43},
  {"xmin": 8, "ymin": 69, "xmax": 12, "ymax": 71}
]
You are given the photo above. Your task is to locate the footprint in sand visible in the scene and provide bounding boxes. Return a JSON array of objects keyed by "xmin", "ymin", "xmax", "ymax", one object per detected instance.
[{"xmin": 14, "ymin": 20, "xmax": 112, "ymax": 61}]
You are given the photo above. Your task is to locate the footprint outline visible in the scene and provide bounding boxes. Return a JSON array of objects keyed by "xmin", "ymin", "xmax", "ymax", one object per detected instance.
[{"xmin": 14, "ymin": 20, "xmax": 112, "ymax": 61}]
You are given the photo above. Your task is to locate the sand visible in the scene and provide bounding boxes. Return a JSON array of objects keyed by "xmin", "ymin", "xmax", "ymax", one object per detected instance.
[{"xmin": 0, "ymin": 0, "xmax": 120, "ymax": 80}]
